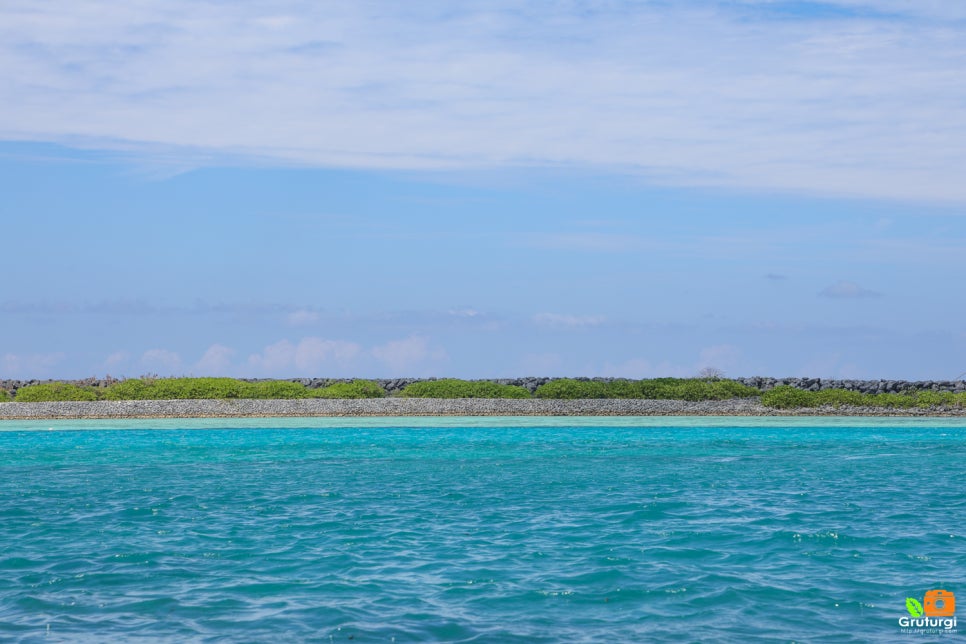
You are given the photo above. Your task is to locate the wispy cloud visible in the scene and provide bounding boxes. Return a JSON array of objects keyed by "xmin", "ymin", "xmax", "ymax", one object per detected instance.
[
  {"xmin": 371, "ymin": 335, "xmax": 447, "ymax": 376},
  {"xmin": 533, "ymin": 313, "xmax": 606, "ymax": 328},
  {"xmin": 117, "ymin": 335, "xmax": 450, "ymax": 377},
  {"xmin": 593, "ymin": 344, "xmax": 742, "ymax": 379},
  {"xmin": 0, "ymin": 299, "xmax": 156, "ymax": 315},
  {"xmin": 140, "ymin": 348, "xmax": 183, "ymax": 372},
  {"xmin": 819, "ymin": 280, "xmax": 882, "ymax": 298},
  {"xmin": 194, "ymin": 344, "xmax": 236, "ymax": 375},
  {"xmin": 247, "ymin": 337, "xmax": 361, "ymax": 375},
  {"xmin": 2, "ymin": 1, "xmax": 965, "ymax": 200},
  {"xmin": 0, "ymin": 299, "xmax": 302, "ymax": 317},
  {"xmin": 286, "ymin": 309, "xmax": 320, "ymax": 326},
  {"xmin": 1, "ymin": 352, "xmax": 66, "ymax": 378},
  {"xmin": 447, "ymin": 307, "xmax": 481, "ymax": 318},
  {"xmin": 517, "ymin": 352, "xmax": 564, "ymax": 376},
  {"xmin": 698, "ymin": 344, "xmax": 742, "ymax": 373},
  {"xmin": 103, "ymin": 351, "xmax": 130, "ymax": 369}
]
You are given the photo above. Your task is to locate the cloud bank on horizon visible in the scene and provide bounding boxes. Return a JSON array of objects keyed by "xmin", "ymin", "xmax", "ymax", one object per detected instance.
[{"xmin": 2, "ymin": 0, "xmax": 966, "ymax": 200}]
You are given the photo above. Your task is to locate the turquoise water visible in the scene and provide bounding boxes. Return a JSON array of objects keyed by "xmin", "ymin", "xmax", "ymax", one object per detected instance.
[{"xmin": 1, "ymin": 417, "xmax": 963, "ymax": 642}]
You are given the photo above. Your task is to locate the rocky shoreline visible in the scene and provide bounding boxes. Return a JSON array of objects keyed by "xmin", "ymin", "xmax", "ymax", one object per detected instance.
[{"xmin": 2, "ymin": 398, "xmax": 966, "ymax": 419}]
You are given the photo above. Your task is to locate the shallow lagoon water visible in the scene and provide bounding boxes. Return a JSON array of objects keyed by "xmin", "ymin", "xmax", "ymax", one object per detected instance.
[{"xmin": 1, "ymin": 417, "xmax": 963, "ymax": 641}]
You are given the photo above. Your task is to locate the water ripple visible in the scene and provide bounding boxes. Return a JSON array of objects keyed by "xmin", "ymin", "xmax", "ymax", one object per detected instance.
[{"xmin": 1, "ymin": 422, "xmax": 964, "ymax": 641}]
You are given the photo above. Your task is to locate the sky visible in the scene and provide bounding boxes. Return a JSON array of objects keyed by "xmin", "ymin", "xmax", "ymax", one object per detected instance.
[{"xmin": 2, "ymin": 0, "xmax": 966, "ymax": 380}]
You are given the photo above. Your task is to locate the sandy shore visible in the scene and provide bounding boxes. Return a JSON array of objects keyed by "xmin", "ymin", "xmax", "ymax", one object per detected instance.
[{"xmin": 2, "ymin": 398, "xmax": 966, "ymax": 419}]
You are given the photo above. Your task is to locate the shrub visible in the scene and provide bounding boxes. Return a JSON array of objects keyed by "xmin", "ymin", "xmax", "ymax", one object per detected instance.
[
  {"xmin": 675, "ymin": 380, "xmax": 718, "ymax": 401},
  {"xmin": 950, "ymin": 393, "xmax": 966, "ymax": 408},
  {"xmin": 534, "ymin": 378, "xmax": 759, "ymax": 400},
  {"xmin": 760, "ymin": 387, "xmax": 966, "ymax": 409},
  {"xmin": 307, "ymin": 380, "xmax": 386, "ymax": 399},
  {"xmin": 866, "ymin": 392, "xmax": 912, "ymax": 409},
  {"xmin": 815, "ymin": 389, "xmax": 866, "ymax": 407},
  {"xmin": 101, "ymin": 379, "xmax": 155, "ymax": 400},
  {"xmin": 15, "ymin": 383, "xmax": 99, "ymax": 402},
  {"xmin": 702, "ymin": 379, "xmax": 761, "ymax": 400},
  {"xmin": 247, "ymin": 380, "xmax": 310, "ymax": 399},
  {"xmin": 760, "ymin": 385, "xmax": 818, "ymax": 408},
  {"xmin": 910, "ymin": 390, "xmax": 958, "ymax": 408},
  {"xmin": 104, "ymin": 377, "xmax": 256, "ymax": 400},
  {"xmin": 399, "ymin": 379, "xmax": 531, "ymax": 399},
  {"xmin": 0, "ymin": 389, "xmax": 11, "ymax": 402},
  {"xmin": 534, "ymin": 379, "xmax": 609, "ymax": 399},
  {"xmin": 636, "ymin": 378, "xmax": 680, "ymax": 399},
  {"xmin": 601, "ymin": 379, "xmax": 642, "ymax": 399},
  {"xmin": 641, "ymin": 378, "xmax": 759, "ymax": 401}
]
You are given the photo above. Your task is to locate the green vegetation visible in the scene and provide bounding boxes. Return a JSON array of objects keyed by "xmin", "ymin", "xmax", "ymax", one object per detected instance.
[
  {"xmin": 8, "ymin": 377, "xmax": 386, "ymax": 401},
  {"xmin": 399, "ymin": 379, "xmax": 531, "ymax": 399},
  {"xmin": 4, "ymin": 377, "xmax": 760, "ymax": 402},
  {"xmin": 15, "ymin": 383, "xmax": 98, "ymax": 402},
  {"xmin": 532, "ymin": 379, "xmax": 610, "ymax": 399},
  {"xmin": 533, "ymin": 378, "xmax": 760, "ymax": 400},
  {"xmin": 758, "ymin": 385, "xmax": 815, "ymax": 408},
  {"xmin": 648, "ymin": 378, "xmax": 760, "ymax": 401},
  {"xmin": 6, "ymin": 377, "xmax": 963, "ymax": 409},
  {"xmin": 761, "ymin": 385, "xmax": 966, "ymax": 409},
  {"xmin": 247, "ymin": 380, "xmax": 312, "ymax": 399},
  {"xmin": 102, "ymin": 377, "xmax": 275, "ymax": 400},
  {"xmin": 307, "ymin": 380, "xmax": 386, "ymax": 399}
]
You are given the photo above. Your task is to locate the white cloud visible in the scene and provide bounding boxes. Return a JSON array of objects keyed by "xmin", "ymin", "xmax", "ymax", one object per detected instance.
[
  {"xmin": 698, "ymin": 344, "xmax": 742, "ymax": 373},
  {"xmin": 371, "ymin": 335, "xmax": 447, "ymax": 375},
  {"xmin": 820, "ymin": 280, "xmax": 882, "ymax": 298},
  {"xmin": 2, "ymin": 1, "xmax": 966, "ymax": 200},
  {"xmin": 247, "ymin": 340, "xmax": 296, "ymax": 374},
  {"xmin": 596, "ymin": 358, "xmax": 693, "ymax": 379},
  {"xmin": 595, "ymin": 345, "xmax": 743, "ymax": 379},
  {"xmin": 1, "ymin": 352, "xmax": 66, "ymax": 378},
  {"xmin": 821, "ymin": 1, "xmax": 966, "ymax": 20},
  {"xmin": 447, "ymin": 307, "xmax": 480, "ymax": 318},
  {"xmin": 99, "ymin": 351, "xmax": 132, "ymax": 376},
  {"xmin": 286, "ymin": 309, "xmax": 320, "ymax": 326},
  {"xmin": 518, "ymin": 352, "xmax": 564, "ymax": 375},
  {"xmin": 140, "ymin": 348, "xmax": 183, "ymax": 373},
  {"xmin": 533, "ymin": 313, "xmax": 606, "ymax": 328},
  {"xmin": 294, "ymin": 337, "xmax": 361, "ymax": 371},
  {"xmin": 247, "ymin": 337, "xmax": 361, "ymax": 375},
  {"xmin": 103, "ymin": 351, "xmax": 130, "ymax": 368},
  {"xmin": 194, "ymin": 344, "xmax": 236, "ymax": 375}
]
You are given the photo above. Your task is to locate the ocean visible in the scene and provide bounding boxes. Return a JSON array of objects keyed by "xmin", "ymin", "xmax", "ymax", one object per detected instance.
[{"xmin": 0, "ymin": 416, "xmax": 963, "ymax": 642}]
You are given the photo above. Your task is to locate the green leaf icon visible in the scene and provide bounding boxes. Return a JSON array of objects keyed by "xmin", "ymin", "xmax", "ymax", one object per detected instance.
[{"xmin": 906, "ymin": 598, "xmax": 924, "ymax": 617}]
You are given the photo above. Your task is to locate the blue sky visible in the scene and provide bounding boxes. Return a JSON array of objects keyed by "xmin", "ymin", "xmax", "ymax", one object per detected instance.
[{"xmin": 2, "ymin": 1, "xmax": 965, "ymax": 380}]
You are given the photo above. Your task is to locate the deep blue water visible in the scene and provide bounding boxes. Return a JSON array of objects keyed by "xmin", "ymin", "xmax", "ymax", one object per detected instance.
[{"xmin": 0, "ymin": 417, "xmax": 963, "ymax": 642}]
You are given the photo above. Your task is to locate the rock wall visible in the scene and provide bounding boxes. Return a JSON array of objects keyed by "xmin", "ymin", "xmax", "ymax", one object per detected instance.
[{"xmin": 732, "ymin": 377, "xmax": 966, "ymax": 394}]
